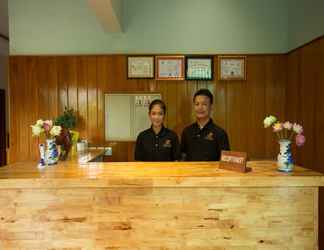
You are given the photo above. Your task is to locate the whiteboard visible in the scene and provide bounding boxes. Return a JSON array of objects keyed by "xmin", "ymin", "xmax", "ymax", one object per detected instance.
[{"xmin": 105, "ymin": 93, "xmax": 161, "ymax": 141}]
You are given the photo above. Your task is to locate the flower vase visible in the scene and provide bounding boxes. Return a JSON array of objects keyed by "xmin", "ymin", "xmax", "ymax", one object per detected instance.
[
  {"xmin": 277, "ymin": 139, "xmax": 294, "ymax": 172},
  {"xmin": 45, "ymin": 139, "xmax": 59, "ymax": 165},
  {"xmin": 38, "ymin": 143, "xmax": 46, "ymax": 167}
]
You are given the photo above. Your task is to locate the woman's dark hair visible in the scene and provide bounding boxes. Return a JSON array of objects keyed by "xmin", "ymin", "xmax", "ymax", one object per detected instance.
[
  {"xmin": 149, "ymin": 99, "xmax": 166, "ymax": 114},
  {"xmin": 193, "ymin": 88, "xmax": 213, "ymax": 104}
]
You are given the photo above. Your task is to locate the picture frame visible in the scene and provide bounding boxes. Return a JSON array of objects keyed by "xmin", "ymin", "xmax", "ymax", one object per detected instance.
[
  {"xmin": 127, "ymin": 56, "xmax": 154, "ymax": 79},
  {"xmin": 218, "ymin": 56, "xmax": 246, "ymax": 80},
  {"xmin": 156, "ymin": 56, "xmax": 185, "ymax": 80},
  {"xmin": 185, "ymin": 56, "xmax": 213, "ymax": 80}
]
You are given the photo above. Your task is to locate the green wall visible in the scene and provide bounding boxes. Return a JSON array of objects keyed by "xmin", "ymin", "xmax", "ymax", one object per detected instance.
[
  {"xmin": 9, "ymin": 0, "xmax": 289, "ymax": 54},
  {"xmin": 288, "ymin": 0, "xmax": 324, "ymax": 50}
]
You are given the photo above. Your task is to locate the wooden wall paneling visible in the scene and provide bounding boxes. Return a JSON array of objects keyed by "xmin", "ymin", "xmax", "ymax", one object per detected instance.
[
  {"xmin": 148, "ymin": 78, "xmax": 158, "ymax": 92},
  {"xmin": 8, "ymin": 57, "xmax": 18, "ymax": 163},
  {"xmin": 45, "ymin": 57, "xmax": 58, "ymax": 121},
  {"xmin": 314, "ymin": 39, "xmax": 324, "ymax": 250},
  {"xmin": 298, "ymin": 45, "xmax": 317, "ymax": 170},
  {"xmin": 9, "ymin": 54, "xmax": 288, "ymax": 163},
  {"xmin": 15, "ymin": 57, "xmax": 27, "ymax": 161},
  {"xmin": 175, "ymin": 80, "xmax": 188, "ymax": 135},
  {"xmin": 246, "ymin": 56, "xmax": 266, "ymax": 159},
  {"xmin": 286, "ymin": 51, "xmax": 301, "ymax": 163},
  {"xmin": 185, "ymin": 79, "xmax": 197, "ymax": 125},
  {"xmin": 213, "ymin": 56, "xmax": 227, "ymax": 131},
  {"xmin": 57, "ymin": 58, "xmax": 68, "ymax": 115},
  {"xmin": 86, "ymin": 56, "xmax": 98, "ymax": 144},
  {"xmin": 264, "ymin": 55, "xmax": 286, "ymax": 159},
  {"xmin": 286, "ymin": 51, "xmax": 300, "ymax": 122},
  {"xmin": 106, "ymin": 55, "xmax": 127, "ymax": 92},
  {"xmin": 26, "ymin": 57, "xmax": 40, "ymax": 161},
  {"xmin": 57, "ymin": 56, "xmax": 79, "ymax": 112},
  {"xmin": 77, "ymin": 56, "xmax": 89, "ymax": 140},
  {"xmin": 286, "ymin": 38, "xmax": 324, "ymax": 250},
  {"xmin": 19, "ymin": 57, "xmax": 33, "ymax": 161},
  {"xmin": 166, "ymin": 81, "xmax": 178, "ymax": 132},
  {"xmin": 315, "ymin": 39, "xmax": 324, "ymax": 172},
  {"xmin": 37, "ymin": 57, "xmax": 49, "ymax": 120},
  {"xmin": 225, "ymin": 78, "xmax": 248, "ymax": 154},
  {"xmin": 156, "ymin": 78, "xmax": 168, "ymax": 126},
  {"xmin": 96, "ymin": 56, "xmax": 108, "ymax": 145},
  {"xmin": 224, "ymin": 55, "xmax": 252, "ymax": 154}
]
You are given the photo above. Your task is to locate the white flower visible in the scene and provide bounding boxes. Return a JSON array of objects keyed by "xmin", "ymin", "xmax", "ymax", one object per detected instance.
[
  {"xmin": 50, "ymin": 125, "xmax": 62, "ymax": 137},
  {"xmin": 31, "ymin": 125, "xmax": 44, "ymax": 137},
  {"xmin": 293, "ymin": 123, "xmax": 303, "ymax": 134},
  {"xmin": 36, "ymin": 119, "xmax": 44, "ymax": 126},
  {"xmin": 263, "ymin": 115, "xmax": 277, "ymax": 128},
  {"xmin": 283, "ymin": 121, "xmax": 293, "ymax": 130}
]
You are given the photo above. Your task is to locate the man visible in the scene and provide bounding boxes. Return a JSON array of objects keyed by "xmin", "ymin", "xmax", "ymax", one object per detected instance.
[{"xmin": 181, "ymin": 89, "xmax": 230, "ymax": 161}]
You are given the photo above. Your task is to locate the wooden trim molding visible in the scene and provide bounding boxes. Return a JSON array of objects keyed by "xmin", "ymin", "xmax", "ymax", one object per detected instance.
[{"xmin": 0, "ymin": 33, "xmax": 9, "ymax": 41}]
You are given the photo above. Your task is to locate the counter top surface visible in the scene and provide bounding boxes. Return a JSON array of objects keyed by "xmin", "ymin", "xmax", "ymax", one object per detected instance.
[{"xmin": 0, "ymin": 150, "xmax": 323, "ymax": 188}]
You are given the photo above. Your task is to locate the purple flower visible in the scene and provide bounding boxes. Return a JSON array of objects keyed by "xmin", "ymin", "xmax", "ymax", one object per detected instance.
[{"xmin": 296, "ymin": 134, "xmax": 306, "ymax": 147}]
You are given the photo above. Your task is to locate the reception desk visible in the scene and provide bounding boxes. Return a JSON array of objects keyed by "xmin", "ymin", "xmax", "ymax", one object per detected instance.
[{"xmin": 0, "ymin": 150, "xmax": 323, "ymax": 250}]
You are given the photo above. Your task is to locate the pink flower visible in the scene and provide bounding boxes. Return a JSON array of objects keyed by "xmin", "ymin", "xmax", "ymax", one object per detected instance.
[
  {"xmin": 283, "ymin": 121, "xmax": 293, "ymax": 130},
  {"xmin": 293, "ymin": 123, "xmax": 303, "ymax": 134},
  {"xmin": 296, "ymin": 134, "xmax": 306, "ymax": 147},
  {"xmin": 44, "ymin": 120, "xmax": 53, "ymax": 127},
  {"xmin": 273, "ymin": 122, "xmax": 283, "ymax": 132},
  {"xmin": 43, "ymin": 120, "xmax": 53, "ymax": 132},
  {"xmin": 43, "ymin": 123, "xmax": 50, "ymax": 132}
]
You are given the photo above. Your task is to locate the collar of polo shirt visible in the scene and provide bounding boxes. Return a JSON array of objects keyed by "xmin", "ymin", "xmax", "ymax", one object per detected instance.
[
  {"xmin": 149, "ymin": 125, "xmax": 167, "ymax": 137},
  {"xmin": 194, "ymin": 118, "xmax": 213, "ymax": 131}
]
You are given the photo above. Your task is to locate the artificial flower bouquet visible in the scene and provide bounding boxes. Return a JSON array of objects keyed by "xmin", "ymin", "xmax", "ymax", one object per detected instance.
[
  {"xmin": 263, "ymin": 115, "xmax": 305, "ymax": 172},
  {"xmin": 263, "ymin": 115, "xmax": 305, "ymax": 147},
  {"xmin": 31, "ymin": 119, "xmax": 62, "ymax": 166},
  {"xmin": 31, "ymin": 119, "xmax": 62, "ymax": 139}
]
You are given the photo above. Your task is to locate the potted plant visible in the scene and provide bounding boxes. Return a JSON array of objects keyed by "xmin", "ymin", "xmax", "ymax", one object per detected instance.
[{"xmin": 54, "ymin": 107, "xmax": 77, "ymax": 160}]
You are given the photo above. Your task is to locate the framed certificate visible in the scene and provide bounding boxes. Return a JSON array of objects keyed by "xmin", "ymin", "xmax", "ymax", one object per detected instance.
[
  {"xmin": 186, "ymin": 56, "xmax": 213, "ymax": 80},
  {"xmin": 156, "ymin": 56, "xmax": 185, "ymax": 80},
  {"xmin": 127, "ymin": 56, "xmax": 154, "ymax": 79},
  {"xmin": 218, "ymin": 56, "xmax": 246, "ymax": 80}
]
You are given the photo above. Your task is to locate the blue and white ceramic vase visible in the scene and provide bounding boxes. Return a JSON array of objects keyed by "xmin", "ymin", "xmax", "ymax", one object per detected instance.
[
  {"xmin": 38, "ymin": 143, "xmax": 46, "ymax": 167},
  {"xmin": 277, "ymin": 139, "xmax": 294, "ymax": 172},
  {"xmin": 45, "ymin": 138, "xmax": 59, "ymax": 165}
]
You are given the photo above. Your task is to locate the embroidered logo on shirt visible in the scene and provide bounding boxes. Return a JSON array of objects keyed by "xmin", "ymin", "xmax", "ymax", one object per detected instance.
[
  {"xmin": 205, "ymin": 132, "xmax": 214, "ymax": 141},
  {"xmin": 163, "ymin": 139, "xmax": 172, "ymax": 148}
]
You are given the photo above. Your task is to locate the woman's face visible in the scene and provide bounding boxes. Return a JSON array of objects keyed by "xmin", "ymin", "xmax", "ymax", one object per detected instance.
[
  {"xmin": 194, "ymin": 95, "xmax": 212, "ymax": 120},
  {"xmin": 149, "ymin": 104, "xmax": 165, "ymax": 127}
]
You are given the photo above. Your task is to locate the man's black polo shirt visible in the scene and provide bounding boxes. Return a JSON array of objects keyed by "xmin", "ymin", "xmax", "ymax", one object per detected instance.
[
  {"xmin": 135, "ymin": 126, "xmax": 180, "ymax": 161},
  {"xmin": 181, "ymin": 119, "xmax": 230, "ymax": 161}
]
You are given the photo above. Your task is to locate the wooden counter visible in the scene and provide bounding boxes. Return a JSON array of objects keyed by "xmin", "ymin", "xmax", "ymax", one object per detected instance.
[{"xmin": 0, "ymin": 150, "xmax": 323, "ymax": 249}]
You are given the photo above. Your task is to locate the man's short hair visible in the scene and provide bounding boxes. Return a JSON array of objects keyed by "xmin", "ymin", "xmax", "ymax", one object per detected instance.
[{"xmin": 193, "ymin": 89, "xmax": 213, "ymax": 104}]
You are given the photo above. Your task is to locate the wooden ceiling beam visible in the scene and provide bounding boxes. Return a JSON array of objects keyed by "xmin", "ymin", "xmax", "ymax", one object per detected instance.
[{"xmin": 88, "ymin": 0, "xmax": 123, "ymax": 33}]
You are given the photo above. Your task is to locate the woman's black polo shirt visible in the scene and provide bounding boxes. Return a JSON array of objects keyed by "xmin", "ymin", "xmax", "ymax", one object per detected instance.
[
  {"xmin": 135, "ymin": 126, "xmax": 180, "ymax": 161},
  {"xmin": 181, "ymin": 119, "xmax": 230, "ymax": 161}
]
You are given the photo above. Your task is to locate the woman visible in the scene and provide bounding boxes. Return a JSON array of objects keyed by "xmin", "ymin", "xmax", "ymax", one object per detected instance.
[{"xmin": 135, "ymin": 99, "xmax": 180, "ymax": 161}]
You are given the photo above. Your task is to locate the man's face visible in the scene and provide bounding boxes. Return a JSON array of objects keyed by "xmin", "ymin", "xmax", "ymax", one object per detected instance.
[{"xmin": 194, "ymin": 95, "xmax": 212, "ymax": 120}]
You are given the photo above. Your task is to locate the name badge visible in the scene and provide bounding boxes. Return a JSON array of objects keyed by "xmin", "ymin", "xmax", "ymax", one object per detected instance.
[{"xmin": 219, "ymin": 151, "xmax": 250, "ymax": 173}]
